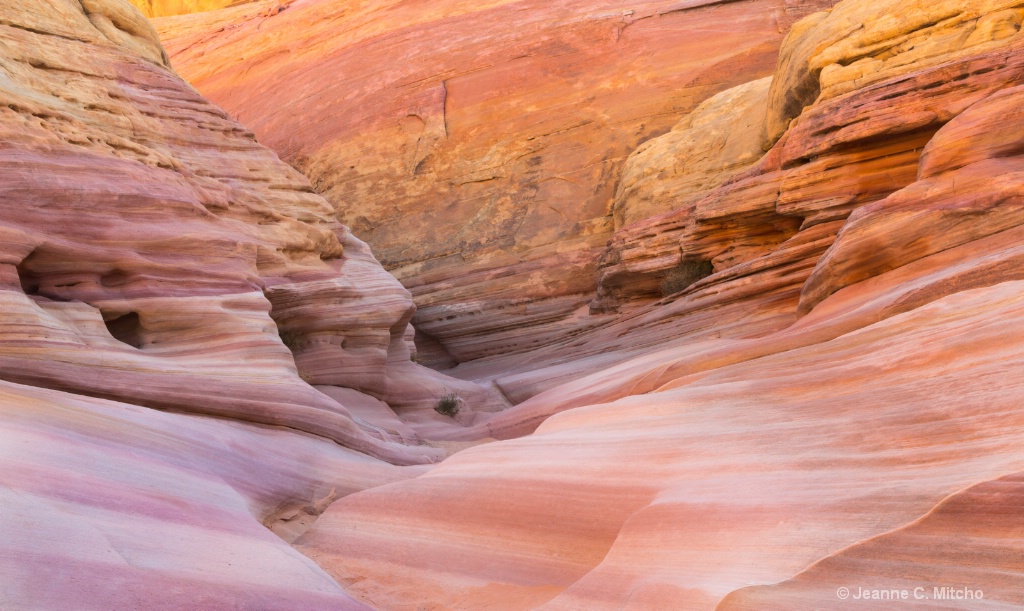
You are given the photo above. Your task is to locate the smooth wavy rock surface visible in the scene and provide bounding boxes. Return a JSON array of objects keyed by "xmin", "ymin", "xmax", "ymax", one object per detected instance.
[
  {"xmin": 5, "ymin": 0, "xmax": 1024, "ymax": 609},
  {"xmin": 0, "ymin": 0, "xmax": 499, "ymax": 604},
  {"xmin": 720, "ymin": 472, "xmax": 1024, "ymax": 609},
  {"xmin": 0, "ymin": 379, "xmax": 417, "ymax": 610},
  {"xmin": 282, "ymin": 0, "xmax": 1024, "ymax": 608},
  {"xmin": 299, "ymin": 279, "xmax": 1024, "ymax": 608},
  {"xmin": 150, "ymin": 0, "xmax": 838, "ymax": 366},
  {"xmin": 0, "ymin": 0, "xmax": 515, "ymax": 466}
]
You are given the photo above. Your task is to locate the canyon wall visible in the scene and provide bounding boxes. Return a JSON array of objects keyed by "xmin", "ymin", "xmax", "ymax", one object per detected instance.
[
  {"xmin": 0, "ymin": 0, "xmax": 509, "ymax": 463},
  {"xmin": 151, "ymin": 0, "xmax": 839, "ymax": 366},
  {"xmin": 155, "ymin": 0, "xmax": 1024, "ymax": 608},
  {"xmin": 129, "ymin": 0, "xmax": 251, "ymax": 17},
  {"xmin": 0, "ymin": 2, "xmax": 502, "ymax": 605},
  {"xmin": 4, "ymin": 0, "xmax": 1024, "ymax": 609}
]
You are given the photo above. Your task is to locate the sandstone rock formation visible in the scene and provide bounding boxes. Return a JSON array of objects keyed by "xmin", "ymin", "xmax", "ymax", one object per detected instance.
[
  {"xmin": 151, "ymin": 0, "xmax": 839, "ymax": 366},
  {"xmin": 300, "ymin": 280, "xmax": 1024, "ymax": 608},
  {"xmin": 0, "ymin": 0, "xmax": 517, "ymax": 605},
  {"xmin": 612, "ymin": 76, "xmax": 773, "ymax": 228},
  {"xmin": 0, "ymin": 0, "xmax": 513, "ymax": 467},
  {"xmin": 129, "ymin": 0, "xmax": 253, "ymax": 18},
  {"xmin": 720, "ymin": 472, "xmax": 1024, "ymax": 608},
  {"xmin": 5, "ymin": 0, "xmax": 1024, "ymax": 609},
  {"xmin": 0, "ymin": 379, "xmax": 408, "ymax": 609},
  {"xmin": 213, "ymin": 0, "xmax": 1024, "ymax": 607}
]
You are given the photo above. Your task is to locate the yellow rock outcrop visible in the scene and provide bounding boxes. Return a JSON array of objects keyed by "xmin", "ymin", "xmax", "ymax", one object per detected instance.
[{"xmin": 129, "ymin": 0, "xmax": 252, "ymax": 18}]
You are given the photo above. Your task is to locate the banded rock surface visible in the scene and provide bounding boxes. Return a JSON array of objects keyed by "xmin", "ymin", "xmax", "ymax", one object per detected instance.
[
  {"xmin": 0, "ymin": 0, "xmax": 515, "ymax": 466},
  {"xmin": 150, "ymin": 0, "xmax": 839, "ymax": 366},
  {"xmin": 300, "ymin": 279, "xmax": 1024, "ymax": 608},
  {"xmin": 538, "ymin": 0, "xmax": 1024, "ymax": 401},
  {"xmin": 0, "ymin": 0, "xmax": 510, "ymax": 605},
  {"xmin": 0, "ymin": 379, "xmax": 414, "ymax": 610},
  {"xmin": 281, "ymin": 0, "xmax": 1024, "ymax": 608},
  {"xmin": 4, "ymin": 0, "xmax": 1024, "ymax": 609}
]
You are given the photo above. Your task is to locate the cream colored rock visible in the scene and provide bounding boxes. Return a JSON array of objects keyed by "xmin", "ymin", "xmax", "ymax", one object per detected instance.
[
  {"xmin": 150, "ymin": 0, "xmax": 838, "ymax": 365},
  {"xmin": 592, "ymin": 2, "xmax": 1024, "ymax": 324},
  {"xmin": 613, "ymin": 77, "xmax": 772, "ymax": 228},
  {"xmin": 764, "ymin": 0, "xmax": 1024, "ymax": 147},
  {"xmin": 0, "ymin": 0, "xmax": 506, "ymax": 464},
  {"xmin": 82, "ymin": 0, "xmax": 171, "ymax": 65}
]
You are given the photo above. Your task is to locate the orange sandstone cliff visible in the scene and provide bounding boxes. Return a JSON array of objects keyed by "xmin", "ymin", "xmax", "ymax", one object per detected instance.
[
  {"xmin": 0, "ymin": 1, "xmax": 507, "ymax": 606},
  {"xmin": 3, "ymin": 0, "xmax": 1024, "ymax": 609},
  {"xmin": 151, "ymin": 0, "xmax": 840, "ymax": 366},
  {"xmin": 129, "ymin": 0, "xmax": 253, "ymax": 17},
  {"xmin": 164, "ymin": 0, "xmax": 1024, "ymax": 608}
]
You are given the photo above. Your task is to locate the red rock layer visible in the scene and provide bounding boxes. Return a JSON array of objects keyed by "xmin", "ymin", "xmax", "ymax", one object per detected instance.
[
  {"xmin": 284, "ymin": 1, "xmax": 1024, "ymax": 608},
  {"xmin": 0, "ymin": 0, "xmax": 513, "ymax": 605},
  {"xmin": 5, "ymin": 0, "xmax": 1024, "ymax": 609},
  {"xmin": 458, "ymin": 1, "xmax": 1024, "ymax": 411},
  {"xmin": 151, "ymin": 0, "xmax": 838, "ymax": 366},
  {"xmin": 0, "ymin": 0, "xmax": 514, "ymax": 467}
]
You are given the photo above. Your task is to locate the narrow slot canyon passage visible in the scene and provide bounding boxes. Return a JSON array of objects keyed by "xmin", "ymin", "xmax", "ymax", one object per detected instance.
[{"xmin": 2, "ymin": 0, "xmax": 1024, "ymax": 609}]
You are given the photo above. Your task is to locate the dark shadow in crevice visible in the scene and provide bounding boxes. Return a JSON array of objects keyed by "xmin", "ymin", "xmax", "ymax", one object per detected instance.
[
  {"xmin": 16, "ymin": 256, "xmax": 41, "ymax": 296},
  {"xmin": 103, "ymin": 311, "xmax": 143, "ymax": 349}
]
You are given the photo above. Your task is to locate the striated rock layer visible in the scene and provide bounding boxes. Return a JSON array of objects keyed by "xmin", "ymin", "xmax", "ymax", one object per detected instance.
[
  {"xmin": 457, "ymin": 0, "xmax": 1024, "ymax": 409},
  {"xmin": 0, "ymin": 379, "xmax": 413, "ymax": 609},
  {"xmin": 0, "ymin": 0, "xmax": 509, "ymax": 605},
  {"xmin": 0, "ymin": 0, "xmax": 508, "ymax": 464},
  {"xmin": 283, "ymin": 0, "xmax": 1024, "ymax": 608},
  {"xmin": 151, "ymin": 0, "xmax": 838, "ymax": 366},
  {"xmin": 301, "ymin": 280, "xmax": 1024, "ymax": 608},
  {"xmin": 5, "ymin": 0, "xmax": 1024, "ymax": 609}
]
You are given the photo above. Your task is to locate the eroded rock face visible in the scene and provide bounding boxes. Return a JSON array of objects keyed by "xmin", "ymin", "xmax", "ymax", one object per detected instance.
[
  {"xmin": 280, "ymin": 0, "xmax": 1024, "ymax": 607},
  {"xmin": 593, "ymin": 0, "xmax": 1024, "ymax": 319},
  {"xmin": 801, "ymin": 84, "xmax": 1024, "ymax": 312},
  {"xmin": 7, "ymin": 0, "xmax": 1024, "ymax": 608},
  {"xmin": 129, "ymin": 0, "xmax": 251, "ymax": 17},
  {"xmin": 0, "ymin": 379, "xmax": 407, "ymax": 609},
  {"xmin": 0, "ymin": 0, "xmax": 508, "ymax": 604},
  {"xmin": 764, "ymin": 0, "xmax": 1024, "ymax": 148},
  {"xmin": 613, "ymin": 76, "xmax": 773, "ymax": 228},
  {"xmin": 0, "ymin": 0, "xmax": 514, "ymax": 467},
  {"xmin": 150, "ymin": 0, "xmax": 838, "ymax": 366}
]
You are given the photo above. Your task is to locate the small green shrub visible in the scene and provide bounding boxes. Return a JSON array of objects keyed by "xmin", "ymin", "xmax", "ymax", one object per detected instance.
[
  {"xmin": 660, "ymin": 259, "xmax": 714, "ymax": 297},
  {"xmin": 434, "ymin": 391, "xmax": 461, "ymax": 417}
]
